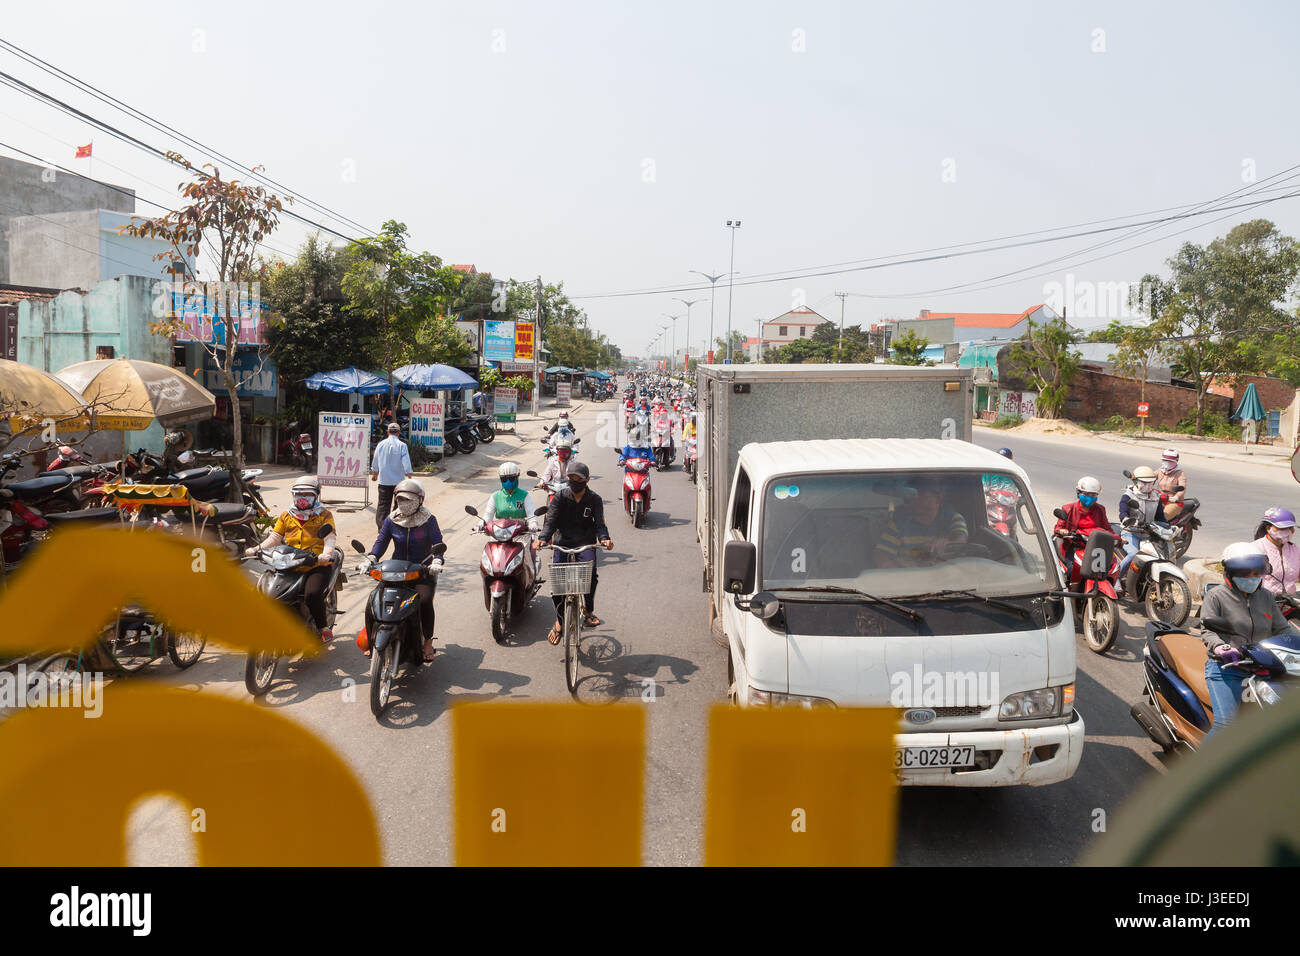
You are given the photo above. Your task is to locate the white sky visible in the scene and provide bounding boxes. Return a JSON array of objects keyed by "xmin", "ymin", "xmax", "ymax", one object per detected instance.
[{"xmin": 2, "ymin": 0, "xmax": 1298, "ymax": 357}]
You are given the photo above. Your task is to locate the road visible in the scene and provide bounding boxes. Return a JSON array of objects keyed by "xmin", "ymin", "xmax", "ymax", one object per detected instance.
[{"xmin": 123, "ymin": 408, "xmax": 1298, "ymax": 866}]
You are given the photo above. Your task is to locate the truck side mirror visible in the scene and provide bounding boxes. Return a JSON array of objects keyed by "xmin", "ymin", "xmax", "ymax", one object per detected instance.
[{"xmin": 723, "ymin": 540, "xmax": 756, "ymax": 595}]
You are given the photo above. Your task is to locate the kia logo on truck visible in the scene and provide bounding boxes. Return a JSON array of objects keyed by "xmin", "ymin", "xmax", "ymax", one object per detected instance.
[{"xmin": 905, "ymin": 708, "xmax": 937, "ymax": 725}]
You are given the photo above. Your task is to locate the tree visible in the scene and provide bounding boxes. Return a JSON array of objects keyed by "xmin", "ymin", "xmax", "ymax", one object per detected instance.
[
  {"xmin": 123, "ymin": 153, "xmax": 286, "ymax": 499},
  {"xmin": 342, "ymin": 221, "xmax": 462, "ymax": 407},
  {"xmin": 1144, "ymin": 219, "xmax": 1300, "ymax": 434},
  {"xmin": 264, "ymin": 235, "xmax": 373, "ymax": 382},
  {"xmin": 1005, "ymin": 316, "xmax": 1080, "ymax": 419},
  {"xmin": 889, "ymin": 329, "xmax": 929, "ymax": 365},
  {"xmin": 714, "ymin": 331, "xmax": 749, "ymax": 363},
  {"xmin": 1108, "ymin": 285, "xmax": 1179, "ymax": 436}
]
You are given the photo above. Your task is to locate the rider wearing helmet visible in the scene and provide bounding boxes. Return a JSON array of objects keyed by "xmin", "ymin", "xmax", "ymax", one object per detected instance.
[
  {"xmin": 485, "ymin": 461, "xmax": 531, "ymax": 520},
  {"xmin": 1200, "ymin": 542, "xmax": 1294, "ymax": 738},
  {"xmin": 1156, "ymin": 447, "xmax": 1186, "ymax": 520},
  {"xmin": 368, "ymin": 477, "xmax": 443, "ymax": 662},
  {"xmin": 544, "ymin": 411, "xmax": 576, "ymax": 440},
  {"xmin": 1254, "ymin": 506, "xmax": 1300, "ymax": 603},
  {"xmin": 536, "ymin": 436, "xmax": 576, "ymax": 491},
  {"xmin": 1053, "ymin": 476, "xmax": 1110, "ymax": 544},
  {"xmin": 996, "ymin": 447, "xmax": 1013, "ymax": 459},
  {"xmin": 620, "ymin": 417, "xmax": 658, "ymax": 467},
  {"xmin": 1116, "ymin": 466, "xmax": 1162, "ymax": 587},
  {"xmin": 246, "ymin": 475, "xmax": 341, "ymax": 642},
  {"xmin": 682, "ymin": 410, "xmax": 698, "ymax": 442}
]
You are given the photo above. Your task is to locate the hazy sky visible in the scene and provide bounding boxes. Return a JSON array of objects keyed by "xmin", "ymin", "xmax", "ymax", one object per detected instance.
[{"xmin": 3, "ymin": 1, "xmax": 1298, "ymax": 357}]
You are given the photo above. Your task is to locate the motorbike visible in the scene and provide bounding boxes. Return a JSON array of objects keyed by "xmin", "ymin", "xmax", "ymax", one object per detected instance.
[
  {"xmin": 351, "ymin": 538, "xmax": 447, "ymax": 718},
  {"xmin": 0, "ymin": 487, "xmax": 51, "ymax": 575},
  {"xmin": 442, "ymin": 418, "xmax": 478, "ymax": 455},
  {"xmin": 986, "ymin": 486, "xmax": 1019, "ymax": 537},
  {"xmin": 1131, "ymin": 618, "xmax": 1300, "ymax": 753},
  {"xmin": 1118, "ymin": 518, "xmax": 1193, "ymax": 628},
  {"xmin": 470, "ymin": 413, "xmax": 496, "ymax": 444},
  {"xmin": 651, "ymin": 414, "xmax": 676, "ymax": 470},
  {"xmin": 619, "ymin": 453, "xmax": 655, "ymax": 528},
  {"xmin": 684, "ymin": 435, "xmax": 699, "ymax": 483},
  {"xmin": 242, "ymin": 537, "xmax": 346, "ymax": 696},
  {"xmin": 464, "ymin": 501, "xmax": 545, "ymax": 645},
  {"xmin": 541, "ymin": 430, "xmax": 579, "ymax": 458},
  {"xmin": 278, "ymin": 422, "xmax": 314, "ymax": 470},
  {"xmin": 1163, "ymin": 493, "xmax": 1201, "ymax": 560},
  {"xmin": 1053, "ymin": 515, "xmax": 1123, "ymax": 653},
  {"xmin": 124, "ymin": 448, "xmax": 269, "ymax": 513}
]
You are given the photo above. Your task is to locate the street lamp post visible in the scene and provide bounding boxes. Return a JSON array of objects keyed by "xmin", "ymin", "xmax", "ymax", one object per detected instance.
[
  {"xmin": 673, "ymin": 297, "xmax": 700, "ymax": 373},
  {"xmin": 689, "ymin": 269, "xmax": 733, "ymax": 364},
  {"xmin": 724, "ymin": 220, "xmax": 741, "ymax": 362},
  {"xmin": 663, "ymin": 314, "xmax": 681, "ymax": 374}
]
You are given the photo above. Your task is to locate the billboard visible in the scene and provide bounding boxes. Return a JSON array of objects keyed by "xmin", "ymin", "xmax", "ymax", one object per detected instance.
[
  {"xmin": 493, "ymin": 387, "xmax": 517, "ymax": 424},
  {"xmin": 514, "ymin": 322, "xmax": 535, "ymax": 362},
  {"xmin": 409, "ymin": 398, "xmax": 445, "ymax": 453},
  {"xmin": 556, "ymin": 382, "xmax": 571, "ymax": 406},
  {"xmin": 317, "ymin": 412, "xmax": 371, "ymax": 488},
  {"xmin": 484, "ymin": 321, "xmax": 516, "ymax": 362}
]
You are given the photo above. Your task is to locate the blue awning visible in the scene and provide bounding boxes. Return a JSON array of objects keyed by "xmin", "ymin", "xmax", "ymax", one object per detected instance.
[
  {"xmin": 304, "ymin": 367, "xmax": 390, "ymax": 394},
  {"xmin": 391, "ymin": 363, "xmax": 477, "ymax": 389}
]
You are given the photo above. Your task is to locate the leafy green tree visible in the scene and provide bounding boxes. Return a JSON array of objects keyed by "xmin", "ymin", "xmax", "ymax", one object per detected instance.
[
  {"xmin": 889, "ymin": 329, "xmax": 929, "ymax": 365},
  {"xmin": 1143, "ymin": 219, "xmax": 1300, "ymax": 433},
  {"xmin": 714, "ymin": 331, "xmax": 749, "ymax": 363},
  {"xmin": 1005, "ymin": 316, "xmax": 1080, "ymax": 419}
]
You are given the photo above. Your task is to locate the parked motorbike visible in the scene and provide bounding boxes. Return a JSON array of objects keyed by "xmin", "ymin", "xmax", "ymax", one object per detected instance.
[
  {"xmin": 0, "ymin": 487, "xmax": 50, "ymax": 574},
  {"xmin": 1131, "ymin": 618, "xmax": 1299, "ymax": 752},
  {"xmin": 242, "ymin": 538, "xmax": 346, "ymax": 696},
  {"xmin": 125, "ymin": 448, "xmax": 269, "ymax": 514},
  {"xmin": 619, "ymin": 453, "xmax": 655, "ymax": 528},
  {"xmin": 651, "ymin": 413, "xmax": 676, "ymax": 470},
  {"xmin": 684, "ymin": 435, "xmax": 699, "ymax": 483},
  {"xmin": 443, "ymin": 418, "xmax": 478, "ymax": 455},
  {"xmin": 1118, "ymin": 518, "xmax": 1193, "ymax": 627},
  {"xmin": 470, "ymin": 413, "xmax": 496, "ymax": 444},
  {"xmin": 464, "ymin": 502, "xmax": 544, "ymax": 644},
  {"xmin": 351, "ymin": 538, "xmax": 446, "ymax": 717},
  {"xmin": 278, "ymin": 422, "xmax": 314, "ymax": 470},
  {"xmin": 1053, "ymin": 516, "xmax": 1122, "ymax": 653}
]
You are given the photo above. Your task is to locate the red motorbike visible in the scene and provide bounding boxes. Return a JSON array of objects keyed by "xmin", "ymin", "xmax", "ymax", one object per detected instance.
[
  {"xmin": 279, "ymin": 421, "xmax": 314, "ymax": 470},
  {"xmin": 620, "ymin": 455, "xmax": 655, "ymax": 528},
  {"xmin": 464, "ymin": 502, "xmax": 543, "ymax": 645},
  {"xmin": 684, "ymin": 435, "xmax": 699, "ymax": 483},
  {"xmin": 1053, "ymin": 511, "xmax": 1122, "ymax": 653},
  {"xmin": 985, "ymin": 487, "xmax": 1019, "ymax": 536}
]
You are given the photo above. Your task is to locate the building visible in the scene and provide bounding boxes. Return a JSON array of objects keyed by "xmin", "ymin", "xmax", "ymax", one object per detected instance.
[
  {"xmin": 7, "ymin": 209, "xmax": 179, "ymax": 290},
  {"xmin": 744, "ymin": 306, "xmax": 833, "ymax": 361},
  {"xmin": 0, "ymin": 156, "xmax": 136, "ymax": 284}
]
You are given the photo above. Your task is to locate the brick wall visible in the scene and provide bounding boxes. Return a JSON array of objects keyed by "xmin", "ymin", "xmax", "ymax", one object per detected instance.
[
  {"xmin": 1065, "ymin": 368, "xmax": 1231, "ymax": 428},
  {"xmin": 1228, "ymin": 374, "xmax": 1297, "ymax": 413}
]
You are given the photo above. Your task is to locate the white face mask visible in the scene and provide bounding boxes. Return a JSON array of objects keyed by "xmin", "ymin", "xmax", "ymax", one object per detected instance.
[
  {"xmin": 1269, "ymin": 528, "xmax": 1293, "ymax": 544},
  {"xmin": 395, "ymin": 496, "xmax": 420, "ymax": 516}
]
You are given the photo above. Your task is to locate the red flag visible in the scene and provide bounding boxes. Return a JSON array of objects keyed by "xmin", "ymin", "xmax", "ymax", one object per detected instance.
[{"xmin": 75, "ymin": 143, "xmax": 92, "ymax": 158}]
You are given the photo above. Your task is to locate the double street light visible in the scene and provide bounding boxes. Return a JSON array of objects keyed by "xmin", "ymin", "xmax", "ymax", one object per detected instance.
[
  {"xmin": 688, "ymin": 269, "xmax": 734, "ymax": 364},
  {"xmin": 672, "ymin": 297, "xmax": 700, "ymax": 371},
  {"xmin": 724, "ymin": 220, "xmax": 741, "ymax": 362}
]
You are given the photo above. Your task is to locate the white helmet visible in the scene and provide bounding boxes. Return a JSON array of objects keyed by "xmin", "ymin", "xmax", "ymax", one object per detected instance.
[
  {"xmin": 291, "ymin": 474, "xmax": 321, "ymax": 496},
  {"xmin": 559, "ymin": 411, "xmax": 570, "ymax": 422},
  {"xmin": 554, "ymin": 436, "xmax": 573, "ymax": 451},
  {"xmin": 498, "ymin": 461, "xmax": 521, "ymax": 479},
  {"xmin": 290, "ymin": 474, "xmax": 321, "ymax": 512},
  {"xmin": 1076, "ymin": 476, "xmax": 1101, "ymax": 495}
]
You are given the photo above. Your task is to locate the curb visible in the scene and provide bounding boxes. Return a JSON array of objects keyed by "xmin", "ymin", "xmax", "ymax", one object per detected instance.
[
  {"xmin": 1184, "ymin": 557, "xmax": 1218, "ymax": 603},
  {"xmin": 1094, "ymin": 432, "xmax": 1293, "ymax": 468}
]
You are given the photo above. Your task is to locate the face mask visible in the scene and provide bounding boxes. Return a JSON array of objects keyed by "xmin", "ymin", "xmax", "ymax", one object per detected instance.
[
  {"xmin": 568, "ymin": 480, "xmax": 586, "ymax": 495},
  {"xmin": 1137, "ymin": 481, "xmax": 1156, "ymax": 496},
  {"xmin": 1231, "ymin": 576, "xmax": 1262, "ymax": 594},
  {"xmin": 1161, "ymin": 460, "xmax": 1177, "ymax": 471},
  {"xmin": 501, "ymin": 478, "xmax": 518, "ymax": 492},
  {"xmin": 1077, "ymin": 494, "xmax": 1097, "ymax": 508},
  {"xmin": 395, "ymin": 496, "xmax": 420, "ymax": 516},
  {"xmin": 293, "ymin": 495, "xmax": 316, "ymax": 512},
  {"xmin": 558, "ymin": 450, "xmax": 571, "ymax": 461},
  {"xmin": 1269, "ymin": 528, "xmax": 1293, "ymax": 544}
]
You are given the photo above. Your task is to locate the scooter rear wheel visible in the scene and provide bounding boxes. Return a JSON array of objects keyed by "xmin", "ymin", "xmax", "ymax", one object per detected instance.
[
  {"xmin": 1082, "ymin": 593, "xmax": 1119, "ymax": 653},
  {"xmin": 458, "ymin": 431, "xmax": 477, "ymax": 454},
  {"xmin": 1145, "ymin": 577, "xmax": 1191, "ymax": 627}
]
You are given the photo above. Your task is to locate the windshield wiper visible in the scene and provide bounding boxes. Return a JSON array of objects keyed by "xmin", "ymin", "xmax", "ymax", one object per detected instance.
[
  {"xmin": 890, "ymin": 588, "xmax": 1032, "ymax": 619},
  {"xmin": 770, "ymin": 585, "xmax": 925, "ymax": 623}
]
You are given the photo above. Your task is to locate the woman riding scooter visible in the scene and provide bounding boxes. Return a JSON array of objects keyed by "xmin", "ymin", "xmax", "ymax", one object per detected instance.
[
  {"xmin": 1116, "ymin": 466, "xmax": 1162, "ymax": 595},
  {"xmin": 1200, "ymin": 542, "xmax": 1295, "ymax": 739},
  {"xmin": 246, "ymin": 475, "xmax": 341, "ymax": 642},
  {"xmin": 1052, "ymin": 476, "xmax": 1111, "ymax": 558},
  {"xmin": 366, "ymin": 478, "xmax": 443, "ymax": 663},
  {"xmin": 1254, "ymin": 506, "xmax": 1300, "ymax": 610}
]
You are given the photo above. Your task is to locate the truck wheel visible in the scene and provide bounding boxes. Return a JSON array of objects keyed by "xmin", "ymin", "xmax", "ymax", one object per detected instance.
[{"xmin": 710, "ymin": 600, "xmax": 727, "ymax": 648}]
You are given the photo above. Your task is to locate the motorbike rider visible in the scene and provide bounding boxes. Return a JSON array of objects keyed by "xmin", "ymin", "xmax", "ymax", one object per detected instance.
[
  {"xmin": 1156, "ymin": 447, "xmax": 1187, "ymax": 520},
  {"xmin": 1116, "ymin": 465, "xmax": 1163, "ymax": 591},
  {"xmin": 1200, "ymin": 542, "xmax": 1295, "ymax": 738},
  {"xmin": 532, "ymin": 461, "xmax": 613, "ymax": 643},
  {"xmin": 682, "ymin": 411, "xmax": 698, "ymax": 443},
  {"xmin": 245, "ymin": 475, "xmax": 341, "ymax": 643},
  {"xmin": 536, "ymin": 436, "xmax": 576, "ymax": 493},
  {"xmin": 367, "ymin": 478, "xmax": 443, "ymax": 663},
  {"xmin": 619, "ymin": 419, "xmax": 658, "ymax": 466},
  {"xmin": 1253, "ymin": 506, "xmax": 1300, "ymax": 604},
  {"xmin": 544, "ymin": 411, "xmax": 577, "ymax": 440},
  {"xmin": 1052, "ymin": 476, "xmax": 1111, "ymax": 562}
]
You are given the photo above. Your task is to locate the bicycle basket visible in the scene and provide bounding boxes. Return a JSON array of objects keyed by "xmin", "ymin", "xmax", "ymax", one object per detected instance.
[{"xmin": 549, "ymin": 560, "xmax": 594, "ymax": 596}]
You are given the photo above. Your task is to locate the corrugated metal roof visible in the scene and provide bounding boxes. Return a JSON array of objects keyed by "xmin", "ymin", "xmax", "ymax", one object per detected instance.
[{"xmin": 737, "ymin": 438, "xmax": 1028, "ymax": 487}]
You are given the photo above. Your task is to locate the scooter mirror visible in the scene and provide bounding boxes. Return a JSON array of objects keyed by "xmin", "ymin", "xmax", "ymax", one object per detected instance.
[
  {"xmin": 534, "ymin": 507, "xmax": 548, "ymax": 517},
  {"xmin": 1122, "ymin": 469, "xmax": 1133, "ymax": 480},
  {"xmin": 526, "ymin": 470, "xmax": 538, "ymax": 478},
  {"xmin": 464, "ymin": 505, "xmax": 479, "ymax": 517},
  {"xmin": 351, "ymin": 539, "xmax": 365, "ymax": 553},
  {"xmin": 1173, "ymin": 485, "xmax": 1185, "ymax": 493},
  {"xmin": 1053, "ymin": 508, "xmax": 1068, "ymax": 520},
  {"xmin": 432, "ymin": 542, "xmax": 448, "ymax": 557}
]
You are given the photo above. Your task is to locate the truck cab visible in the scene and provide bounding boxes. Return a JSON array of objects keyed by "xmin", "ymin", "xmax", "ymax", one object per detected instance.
[{"xmin": 718, "ymin": 438, "xmax": 1084, "ymax": 787}]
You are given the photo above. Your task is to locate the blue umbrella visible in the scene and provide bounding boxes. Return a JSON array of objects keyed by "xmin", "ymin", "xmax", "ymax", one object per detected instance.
[
  {"xmin": 304, "ymin": 367, "xmax": 390, "ymax": 394},
  {"xmin": 1232, "ymin": 383, "xmax": 1266, "ymax": 421},
  {"xmin": 391, "ymin": 363, "xmax": 477, "ymax": 389}
]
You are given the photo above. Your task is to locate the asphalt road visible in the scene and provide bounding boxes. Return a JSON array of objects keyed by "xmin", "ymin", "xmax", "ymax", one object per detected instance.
[{"xmin": 124, "ymin": 411, "xmax": 1299, "ymax": 866}]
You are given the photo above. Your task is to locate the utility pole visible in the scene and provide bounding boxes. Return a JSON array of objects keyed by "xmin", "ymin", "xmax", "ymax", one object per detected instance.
[
  {"xmin": 725, "ymin": 221, "xmax": 741, "ymax": 362},
  {"xmin": 673, "ymin": 298, "xmax": 700, "ymax": 370},
  {"xmin": 755, "ymin": 318, "xmax": 763, "ymax": 363},
  {"xmin": 532, "ymin": 276, "xmax": 542, "ymax": 418},
  {"xmin": 835, "ymin": 291, "xmax": 847, "ymax": 353}
]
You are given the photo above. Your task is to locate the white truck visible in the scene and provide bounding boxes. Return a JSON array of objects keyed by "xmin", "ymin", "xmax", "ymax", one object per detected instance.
[{"xmin": 697, "ymin": 364, "xmax": 1084, "ymax": 786}]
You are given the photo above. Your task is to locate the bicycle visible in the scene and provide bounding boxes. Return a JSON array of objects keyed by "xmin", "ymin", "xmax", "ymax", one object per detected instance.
[{"xmin": 543, "ymin": 543, "xmax": 596, "ymax": 697}]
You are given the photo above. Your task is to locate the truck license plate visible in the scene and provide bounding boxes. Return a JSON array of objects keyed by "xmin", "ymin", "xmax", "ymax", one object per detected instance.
[{"xmin": 894, "ymin": 746, "xmax": 975, "ymax": 770}]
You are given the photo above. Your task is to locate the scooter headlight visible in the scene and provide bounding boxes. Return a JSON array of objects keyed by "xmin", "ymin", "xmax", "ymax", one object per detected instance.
[
  {"xmin": 503, "ymin": 551, "xmax": 524, "ymax": 574},
  {"xmin": 492, "ymin": 525, "xmax": 513, "ymax": 541}
]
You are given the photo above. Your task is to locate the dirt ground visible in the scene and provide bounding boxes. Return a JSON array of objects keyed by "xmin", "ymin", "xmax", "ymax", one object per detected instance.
[{"xmin": 1004, "ymin": 417, "xmax": 1094, "ymax": 437}]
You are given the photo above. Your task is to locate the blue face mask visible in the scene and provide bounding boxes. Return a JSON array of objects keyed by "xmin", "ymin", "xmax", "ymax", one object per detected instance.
[
  {"xmin": 501, "ymin": 478, "xmax": 518, "ymax": 492},
  {"xmin": 1077, "ymin": 494, "xmax": 1098, "ymax": 508},
  {"xmin": 1231, "ymin": 576, "xmax": 1262, "ymax": 594}
]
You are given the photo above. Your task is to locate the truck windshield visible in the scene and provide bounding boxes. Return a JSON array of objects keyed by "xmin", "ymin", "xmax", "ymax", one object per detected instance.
[{"xmin": 760, "ymin": 470, "xmax": 1053, "ymax": 599}]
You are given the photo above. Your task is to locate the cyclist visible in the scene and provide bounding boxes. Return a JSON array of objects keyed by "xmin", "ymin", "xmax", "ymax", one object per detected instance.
[{"xmin": 532, "ymin": 462, "xmax": 613, "ymax": 643}]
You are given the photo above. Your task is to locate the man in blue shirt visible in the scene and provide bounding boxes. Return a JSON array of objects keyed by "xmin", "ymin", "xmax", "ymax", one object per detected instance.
[{"xmin": 370, "ymin": 422, "xmax": 414, "ymax": 530}]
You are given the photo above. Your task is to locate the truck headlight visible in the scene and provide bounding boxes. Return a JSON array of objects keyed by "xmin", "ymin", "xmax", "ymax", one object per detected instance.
[
  {"xmin": 747, "ymin": 686, "xmax": 836, "ymax": 709},
  {"xmin": 999, "ymin": 686, "xmax": 1069, "ymax": 720}
]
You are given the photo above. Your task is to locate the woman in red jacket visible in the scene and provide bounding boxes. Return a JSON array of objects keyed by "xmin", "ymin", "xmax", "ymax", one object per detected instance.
[{"xmin": 1053, "ymin": 476, "xmax": 1111, "ymax": 562}]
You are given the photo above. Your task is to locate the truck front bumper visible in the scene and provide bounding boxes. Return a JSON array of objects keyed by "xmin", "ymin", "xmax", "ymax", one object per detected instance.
[{"xmin": 895, "ymin": 711, "xmax": 1084, "ymax": 787}]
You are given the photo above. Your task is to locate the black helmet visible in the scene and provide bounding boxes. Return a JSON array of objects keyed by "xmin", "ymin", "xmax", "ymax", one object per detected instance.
[{"xmin": 996, "ymin": 447, "xmax": 1013, "ymax": 460}]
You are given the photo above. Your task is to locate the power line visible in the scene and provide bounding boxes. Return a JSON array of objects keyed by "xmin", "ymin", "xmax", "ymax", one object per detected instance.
[{"xmin": 0, "ymin": 37, "xmax": 377, "ymax": 240}]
